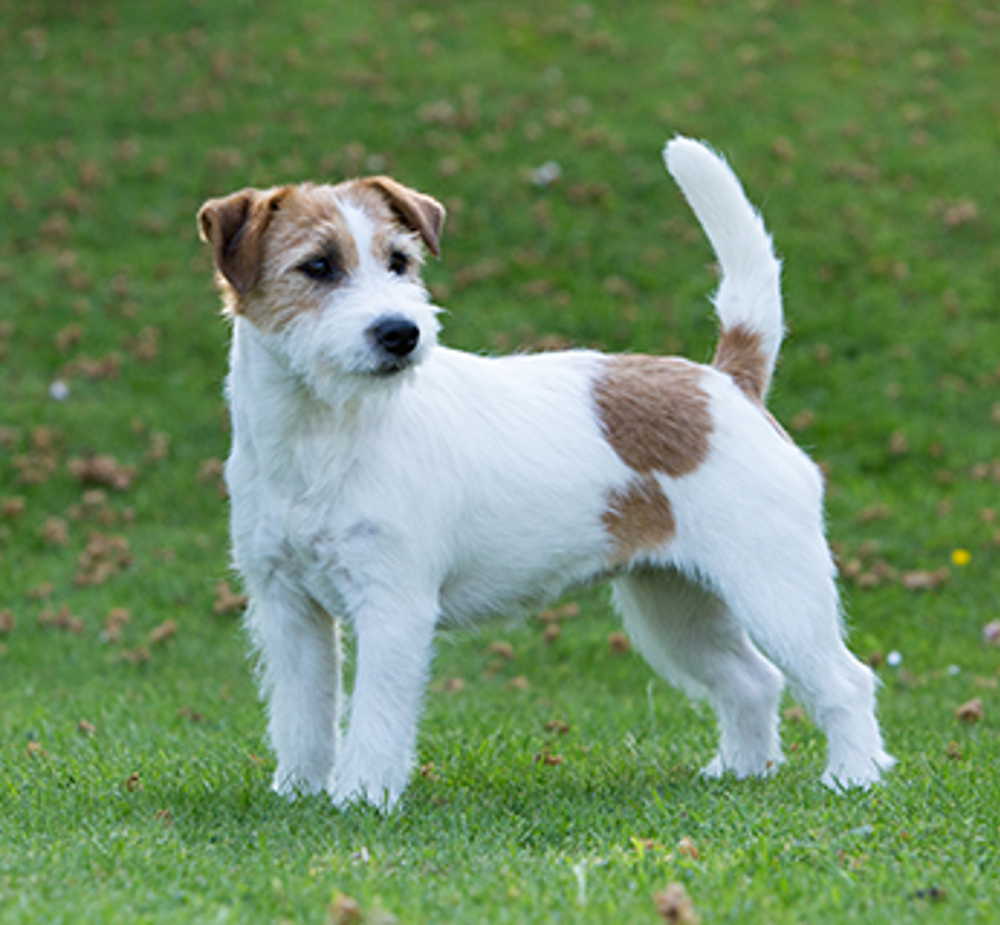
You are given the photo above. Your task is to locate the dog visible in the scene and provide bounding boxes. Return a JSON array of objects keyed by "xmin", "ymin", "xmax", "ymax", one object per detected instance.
[{"xmin": 198, "ymin": 137, "xmax": 893, "ymax": 809}]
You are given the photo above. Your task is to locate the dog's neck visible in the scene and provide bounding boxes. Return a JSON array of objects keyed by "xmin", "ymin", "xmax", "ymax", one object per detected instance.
[{"xmin": 226, "ymin": 317, "xmax": 420, "ymax": 485}]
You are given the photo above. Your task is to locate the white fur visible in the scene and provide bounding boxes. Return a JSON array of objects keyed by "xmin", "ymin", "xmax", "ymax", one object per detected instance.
[{"xmin": 220, "ymin": 137, "xmax": 893, "ymax": 810}]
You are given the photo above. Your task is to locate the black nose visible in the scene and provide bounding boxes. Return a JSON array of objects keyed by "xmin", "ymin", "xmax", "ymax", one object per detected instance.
[{"xmin": 371, "ymin": 316, "xmax": 420, "ymax": 358}]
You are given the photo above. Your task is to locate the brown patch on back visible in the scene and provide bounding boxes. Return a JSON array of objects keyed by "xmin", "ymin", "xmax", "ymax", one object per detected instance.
[
  {"xmin": 594, "ymin": 355, "xmax": 712, "ymax": 562},
  {"xmin": 593, "ymin": 356, "xmax": 712, "ymax": 477},
  {"xmin": 604, "ymin": 475, "xmax": 676, "ymax": 564},
  {"xmin": 712, "ymin": 323, "xmax": 771, "ymax": 402}
]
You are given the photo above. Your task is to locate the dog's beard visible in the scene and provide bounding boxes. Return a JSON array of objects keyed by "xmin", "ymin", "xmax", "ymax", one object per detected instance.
[{"xmin": 265, "ymin": 317, "xmax": 437, "ymax": 408}]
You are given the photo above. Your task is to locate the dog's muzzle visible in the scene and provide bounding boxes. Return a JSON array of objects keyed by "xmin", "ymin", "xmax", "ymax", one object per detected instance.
[{"xmin": 369, "ymin": 315, "xmax": 420, "ymax": 372}]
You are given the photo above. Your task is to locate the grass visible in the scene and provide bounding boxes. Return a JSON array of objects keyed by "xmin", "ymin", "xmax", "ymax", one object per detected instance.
[{"xmin": 1, "ymin": 0, "xmax": 999, "ymax": 921}]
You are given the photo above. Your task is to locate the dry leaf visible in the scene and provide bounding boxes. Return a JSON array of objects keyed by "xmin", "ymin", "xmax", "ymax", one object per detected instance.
[
  {"xmin": 328, "ymin": 893, "xmax": 363, "ymax": 925},
  {"xmin": 678, "ymin": 836, "xmax": 699, "ymax": 859},
  {"xmin": 955, "ymin": 698, "xmax": 983, "ymax": 723},
  {"xmin": 902, "ymin": 569, "xmax": 950, "ymax": 591},
  {"xmin": 68, "ymin": 455, "xmax": 136, "ymax": 491},
  {"xmin": 487, "ymin": 640, "xmax": 515, "ymax": 660},
  {"xmin": 608, "ymin": 631, "xmax": 631, "ymax": 654},
  {"xmin": 654, "ymin": 882, "xmax": 700, "ymax": 924},
  {"xmin": 213, "ymin": 581, "xmax": 248, "ymax": 615},
  {"xmin": 149, "ymin": 620, "xmax": 177, "ymax": 645}
]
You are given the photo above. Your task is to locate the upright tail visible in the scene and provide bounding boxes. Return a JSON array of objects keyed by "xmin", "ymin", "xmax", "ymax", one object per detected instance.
[{"xmin": 664, "ymin": 137, "xmax": 783, "ymax": 403}]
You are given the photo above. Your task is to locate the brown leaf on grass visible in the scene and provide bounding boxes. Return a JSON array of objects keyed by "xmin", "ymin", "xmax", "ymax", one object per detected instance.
[
  {"xmin": 28, "ymin": 582, "xmax": 54, "ymax": 600},
  {"xmin": 213, "ymin": 581, "xmax": 248, "ymax": 615},
  {"xmin": 0, "ymin": 610, "xmax": 15, "ymax": 634},
  {"xmin": 902, "ymin": 569, "xmax": 950, "ymax": 591},
  {"xmin": 124, "ymin": 772, "xmax": 142, "ymax": 792},
  {"xmin": 946, "ymin": 741, "xmax": 962, "ymax": 760},
  {"xmin": 654, "ymin": 882, "xmax": 700, "ymax": 924},
  {"xmin": 40, "ymin": 517, "xmax": 71, "ymax": 547},
  {"xmin": 68, "ymin": 455, "xmax": 136, "ymax": 491},
  {"xmin": 197, "ymin": 458, "xmax": 225, "ymax": 483},
  {"xmin": 60, "ymin": 353, "xmax": 121, "ymax": 380},
  {"xmin": 678, "ymin": 837, "xmax": 700, "ymax": 859},
  {"xmin": 955, "ymin": 698, "xmax": 984, "ymax": 724},
  {"xmin": 608, "ymin": 631, "xmax": 631, "ymax": 654},
  {"xmin": 538, "ymin": 602, "xmax": 579, "ymax": 623},
  {"xmin": 487, "ymin": 640, "xmax": 515, "ymax": 661},
  {"xmin": 77, "ymin": 719, "xmax": 96, "ymax": 736},
  {"xmin": 148, "ymin": 620, "xmax": 177, "ymax": 645},
  {"xmin": 544, "ymin": 719, "xmax": 570, "ymax": 734},
  {"xmin": 144, "ymin": 431, "xmax": 170, "ymax": 463},
  {"xmin": 14, "ymin": 450, "xmax": 60, "ymax": 486},
  {"xmin": 543, "ymin": 623, "xmax": 561, "ymax": 644},
  {"xmin": 857, "ymin": 503, "xmax": 890, "ymax": 523},
  {"xmin": 505, "ymin": 675, "xmax": 530, "ymax": 691},
  {"xmin": 76, "ymin": 532, "xmax": 132, "ymax": 586},
  {"xmin": 120, "ymin": 646, "xmax": 151, "ymax": 664},
  {"xmin": 1, "ymin": 496, "xmax": 25, "ymax": 520},
  {"xmin": 155, "ymin": 809, "xmax": 173, "ymax": 826},
  {"xmin": 328, "ymin": 893, "xmax": 363, "ymax": 925},
  {"xmin": 38, "ymin": 605, "xmax": 83, "ymax": 634},
  {"xmin": 102, "ymin": 607, "xmax": 131, "ymax": 643},
  {"xmin": 941, "ymin": 198, "xmax": 979, "ymax": 229}
]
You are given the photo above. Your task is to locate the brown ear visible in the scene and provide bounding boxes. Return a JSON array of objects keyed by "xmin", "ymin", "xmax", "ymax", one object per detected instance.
[
  {"xmin": 198, "ymin": 188, "xmax": 284, "ymax": 294},
  {"xmin": 363, "ymin": 176, "xmax": 446, "ymax": 257}
]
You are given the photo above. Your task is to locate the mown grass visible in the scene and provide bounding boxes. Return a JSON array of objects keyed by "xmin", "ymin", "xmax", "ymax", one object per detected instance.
[{"xmin": 2, "ymin": 0, "xmax": 999, "ymax": 922}]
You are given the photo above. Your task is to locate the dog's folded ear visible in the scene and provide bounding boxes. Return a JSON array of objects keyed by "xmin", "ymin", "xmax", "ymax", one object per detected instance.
[
  {"xmin": 198, "ymin": 188, "xmax": 286, "ymax": 295},
  {"xmin": 362, "ymin": 176, "xmax": 446, "ymax": 258}
]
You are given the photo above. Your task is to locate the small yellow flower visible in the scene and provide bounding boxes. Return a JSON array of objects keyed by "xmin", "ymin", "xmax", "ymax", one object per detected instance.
[{"xmin": 951, "ymin": 548, "xmax": 971, "ymax": 567}]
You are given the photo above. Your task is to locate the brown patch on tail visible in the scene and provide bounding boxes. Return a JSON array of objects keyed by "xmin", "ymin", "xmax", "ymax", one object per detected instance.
[{"xmin": 712, "ymin": 323, "xmax": 771, "ymax": 402}]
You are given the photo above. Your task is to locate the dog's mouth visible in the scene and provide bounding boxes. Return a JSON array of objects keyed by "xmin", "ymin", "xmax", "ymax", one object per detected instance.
[{"xmin": 371, "ymin": 357, "xmax": 414, "ymax": 377}]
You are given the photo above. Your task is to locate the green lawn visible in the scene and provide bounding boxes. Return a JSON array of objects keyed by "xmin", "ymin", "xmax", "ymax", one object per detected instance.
[{"xmin": 2, "ymin": 1, "xmax": 999, "ymax": 922}]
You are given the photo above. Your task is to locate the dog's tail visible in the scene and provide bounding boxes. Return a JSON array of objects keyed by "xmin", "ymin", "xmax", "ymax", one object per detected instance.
[{"xmin": 664, "ymin": 137, "xmax": 783, "ymax": 403}]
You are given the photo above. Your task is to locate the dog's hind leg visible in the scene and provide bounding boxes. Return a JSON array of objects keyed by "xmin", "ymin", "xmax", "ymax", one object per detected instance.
[
  {"xmin": 613, "ymin": 568, "xmax": 786, "ymax": 779},
  {"xmin": 246, "ymin": 587, "xmax": 343, "ymax": 797},
  {"xmin": 684, "ymin": 509, "xmax": 894, "ymax": 789},
  {"xmin": 712, "ymin": 555, "xmax": 893, "ymax": 789}
]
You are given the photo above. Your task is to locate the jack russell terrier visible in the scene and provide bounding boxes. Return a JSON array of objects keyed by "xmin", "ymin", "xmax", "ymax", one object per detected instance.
[{"xmin": 198, "ymin": 137, "xmax": 893, "ymax": 809}]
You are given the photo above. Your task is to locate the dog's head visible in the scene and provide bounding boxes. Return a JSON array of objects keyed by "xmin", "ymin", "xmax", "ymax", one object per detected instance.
[{"xmin": 198, "ymin": 177, "xmax": 445, "ymax": 395}]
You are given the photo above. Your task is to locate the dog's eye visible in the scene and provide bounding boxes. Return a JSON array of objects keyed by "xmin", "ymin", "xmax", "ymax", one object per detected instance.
[
  {"xmin": 388, "ymin": 250, "xmax": 410, "ymax": 276},
  {"xmin": 297, "ymin": 254, "xmax": 343, "ymax": 283}
]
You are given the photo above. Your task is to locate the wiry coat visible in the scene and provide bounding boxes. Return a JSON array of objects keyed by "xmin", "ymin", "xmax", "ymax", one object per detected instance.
[{"xmin": 198, "ymin": 138, "xmax": 893, "ymax": 809}]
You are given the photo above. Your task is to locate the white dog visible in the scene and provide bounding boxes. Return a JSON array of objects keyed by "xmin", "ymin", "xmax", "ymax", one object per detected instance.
[{"xmin": 198, "ymin": 137, "xmax": 893, "ymax": 809}]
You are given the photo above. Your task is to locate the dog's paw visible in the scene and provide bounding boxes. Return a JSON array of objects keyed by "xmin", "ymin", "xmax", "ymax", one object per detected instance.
[
  {"xmin": 327, "ymin": 775, "xmax": 401, "ymax": 813},
  {"xmin": 821, "ymin": 750, "xmax": 896, "ymax": 791},
  {"xmin": 271, "ymin": 768, "xmax": 326, "ymax": 801},
  {"xmin": 327, "ymin": 759, "xmax": 408, "ymax": 812},
  {"xmin": 701, "ymin": 750, "xmax": 783, "ymax": 781}
]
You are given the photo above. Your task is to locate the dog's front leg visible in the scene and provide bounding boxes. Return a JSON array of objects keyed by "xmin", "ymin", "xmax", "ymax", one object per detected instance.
[
  {"xmin": 328, "ymin": 595, "xmax": 437, "ymax": 811},
  {"xmin": 246, "ymin": 584, "xmax": 343, "ymax": 798}
]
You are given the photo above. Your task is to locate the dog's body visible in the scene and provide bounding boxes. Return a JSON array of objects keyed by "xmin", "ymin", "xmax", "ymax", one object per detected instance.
[{"xmin": 199, "ymin": 138, "xmax": 893, "ymax": 808}]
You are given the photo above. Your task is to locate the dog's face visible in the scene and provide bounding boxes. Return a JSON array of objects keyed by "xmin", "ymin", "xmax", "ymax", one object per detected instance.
[{"xmin": 199, "ymin": 177, "xmax": 445, "ymax": 397}]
